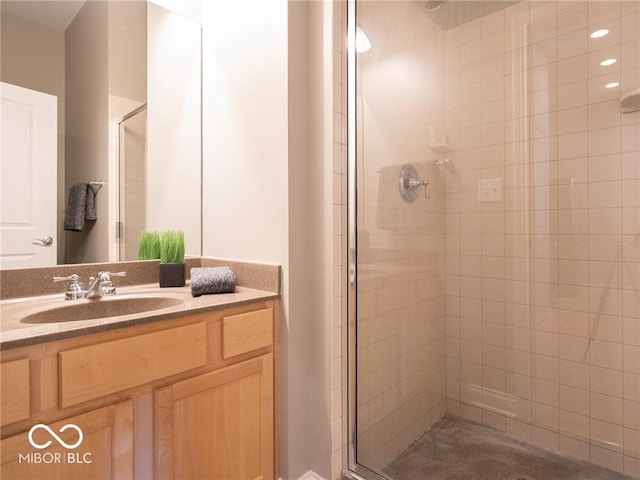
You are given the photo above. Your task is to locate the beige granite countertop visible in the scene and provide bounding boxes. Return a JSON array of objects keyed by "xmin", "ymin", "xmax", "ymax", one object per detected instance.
[{"xmin": 0, "ymin": 283, "xmax": 278, "ymax": 350}]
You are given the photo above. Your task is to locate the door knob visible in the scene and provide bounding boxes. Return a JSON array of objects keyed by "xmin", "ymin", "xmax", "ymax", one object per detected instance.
[{"xmin": 33, "ymin": 236, "xmax": 54, "ymax": 246}]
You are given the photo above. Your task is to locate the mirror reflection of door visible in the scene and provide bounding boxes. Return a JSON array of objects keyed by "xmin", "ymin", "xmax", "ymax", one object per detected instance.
[
  {"xmin": 0, "ymin": 82, "xmax": 57, "ymax": 268},
  {"xmin": 117, "ymin": 104, "xmax": 147, "ymax": 261}
]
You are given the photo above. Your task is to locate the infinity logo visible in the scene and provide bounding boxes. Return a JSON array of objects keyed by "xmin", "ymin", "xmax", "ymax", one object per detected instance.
[{"xmin": 28, "ymin": 424, "xmax": 84, "ymax": 450}]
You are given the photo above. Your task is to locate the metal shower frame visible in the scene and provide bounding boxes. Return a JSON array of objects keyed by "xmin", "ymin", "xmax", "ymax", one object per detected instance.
[{"xmin": 345, "ymin": 0, "xmax": 387, "ymax": 478}]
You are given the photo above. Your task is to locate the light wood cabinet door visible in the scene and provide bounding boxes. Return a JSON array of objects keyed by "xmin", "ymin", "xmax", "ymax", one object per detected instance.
[
  {"xmin": 1, "ymin": 400, "xmax": 133, "ymax": 479},
  {"xmin": 0, "ymin": 358, "xmax": 30, "ymax": 426},
  {"xmin": 155, "ymin": 354, "xmax": 274, "ymax": 480}
]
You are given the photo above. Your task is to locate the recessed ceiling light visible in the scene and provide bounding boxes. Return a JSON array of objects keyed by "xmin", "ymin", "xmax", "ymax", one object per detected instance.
[
  {"xmin": 590, "ymin": 29, "xmax": 609, "ymax": 38},
  {"xmin": 600, "ymin": 58, "xmax": 617, "ymax": 66},
  {"xmin": 605, "ymin": 82, "xmax": 620, "ymax": 89}
]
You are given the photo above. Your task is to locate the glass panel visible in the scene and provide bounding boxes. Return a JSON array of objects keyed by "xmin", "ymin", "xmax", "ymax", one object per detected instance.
[
  {"xmin": 353, "ymin": 1, "xmax": 640, "ymax": 478},
  {"xmin": 118, "ymin": 106, "xmax": 147, "ymax": 261},
  {"xmin": 355, "ymin": 0, "xmax": 449, "ymax": 472}
]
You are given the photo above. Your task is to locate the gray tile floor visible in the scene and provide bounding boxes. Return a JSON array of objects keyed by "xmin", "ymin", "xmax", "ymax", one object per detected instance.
[{"xmin": 382, "ymin": 415, "xmax": 636, "ymax": 480}]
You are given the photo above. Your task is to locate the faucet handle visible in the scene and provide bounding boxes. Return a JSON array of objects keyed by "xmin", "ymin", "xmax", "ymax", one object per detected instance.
[
  {"xmin": 53, "ymin": 274, "xmax": 80, "ymax": 282},
  {"xmin": 95, "ymin": 271, "xmax": 126, "ymax": 296},
  {"xmin": 52, "ymin": 274, "xmax": 84, "ymax": 300},
  {"xmin": 96, "ymin": 271, "xmax": 126, "ymax": 282}
]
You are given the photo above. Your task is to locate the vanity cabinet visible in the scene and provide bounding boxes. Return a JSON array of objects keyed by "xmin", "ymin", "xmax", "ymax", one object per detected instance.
[
  {"xmin": 0, "ymin": 300, "xmax": 277, "ymax": 480},
  {"xmin": 155, "ymin": 354, "xmax": 274, "ymax": 480},
  {"xmin": 1, "ymin": 400, "xmax": 134, "ymax": 479}
]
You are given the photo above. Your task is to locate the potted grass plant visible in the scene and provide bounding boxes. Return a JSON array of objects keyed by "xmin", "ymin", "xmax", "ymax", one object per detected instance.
[
  {"xmin": 159, "ymin": 230, "xmax": 185, "ymax": 287},
  {"xmin": 138, "ymin": 231, "xmax": 161, "ymax": 260}
]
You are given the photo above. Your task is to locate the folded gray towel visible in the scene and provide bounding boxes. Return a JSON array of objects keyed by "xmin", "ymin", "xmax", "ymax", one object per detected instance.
[
  {"xmin": 64, "ymin": 183, "xmax": 97, "ymax": 231},
  {"xmin": 85, "ymin": 184, "xmax": 97, "ymax": 221},
  {"xmin": 64, "ymin": 183, "xmax": 88, "ymax": 231},
  {"xmin": 190, "ymin": 267, "xmax": 236, "ymax": 297}
]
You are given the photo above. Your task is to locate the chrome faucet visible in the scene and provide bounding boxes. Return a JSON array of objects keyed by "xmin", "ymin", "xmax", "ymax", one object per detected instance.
[
  {"xmin": 84, "ymin": 271, "xmax": 126, "ymax": 299},
  {"xmin": 53, "ymin": 271, "xmax": 126, "ymax": 300},
  {"xmin": 53, "ymin": 274, "xmax": 85, "ymax": 300}
]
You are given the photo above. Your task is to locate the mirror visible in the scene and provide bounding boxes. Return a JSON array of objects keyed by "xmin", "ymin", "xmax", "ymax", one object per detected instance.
[{"xmin": 0, "ymin": 0, "xmax": 202, "ymax": 269}]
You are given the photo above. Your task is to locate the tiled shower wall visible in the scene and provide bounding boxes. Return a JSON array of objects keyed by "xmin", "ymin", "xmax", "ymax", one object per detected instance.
[
  {"xmin": 119, "ymin": 109, "xmax": 146, "ymax": 261},
  {"xmin": 443, "ymin": 1, "xmax": 640, "ymax": 477},
  {"xmin": 355, "ymin": 2, "xmax": 448, "ymax": 470}
]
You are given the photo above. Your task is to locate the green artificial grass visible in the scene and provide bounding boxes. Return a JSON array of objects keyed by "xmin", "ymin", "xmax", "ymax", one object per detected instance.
[
  {"xmin": 160, "ymin": 230, "xmax": 185, "ymax": 264},
  {"xmin": 138, "ymin": 231, "xmax": 160, "ymax": 260}
]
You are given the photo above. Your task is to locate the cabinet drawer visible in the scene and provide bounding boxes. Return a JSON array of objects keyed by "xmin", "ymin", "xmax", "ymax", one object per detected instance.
[
  {"xmin": 60, "ymin": 323, "xmax": 207, "ymax": 408},
  {"xmin": 222, "ymin": 308, "xmax": 273, "ymax": 359},
  {"xmin": 0, "ymin": 358, "xmax": 30, "ymax": 426}
]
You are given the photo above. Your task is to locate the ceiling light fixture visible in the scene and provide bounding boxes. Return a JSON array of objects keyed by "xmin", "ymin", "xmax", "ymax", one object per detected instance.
[
  {"xmin": 605, "ymin": 82, "xmax": 620, "ymax": 89},
  {"xmin": 590, "ymin": 29, "xmax": 609, "ymax": 38}
]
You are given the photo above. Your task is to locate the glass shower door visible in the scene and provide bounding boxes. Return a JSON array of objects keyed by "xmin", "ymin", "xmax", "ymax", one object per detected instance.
[
  {"xmin": 351, "ymin": 1, "xmax": 450, "ymax": 476},
  {"xmin": 118, "ymin": 105, "xmax": 147, "ymax": 261},
  {"xmin": 348, "ymin": 1, "xmax": 640, "ymax": 479}
]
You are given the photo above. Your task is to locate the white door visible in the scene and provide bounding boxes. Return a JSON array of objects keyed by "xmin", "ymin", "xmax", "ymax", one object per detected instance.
[{"xmin": 0, "ymin": 82, "xmax": 57, "ymax": 269}]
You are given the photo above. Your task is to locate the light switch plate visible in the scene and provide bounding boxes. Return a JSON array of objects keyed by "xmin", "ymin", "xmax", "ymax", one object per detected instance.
[{"xmin": 478, "ymin": 177, "xmax": 502, "ymax": 202}]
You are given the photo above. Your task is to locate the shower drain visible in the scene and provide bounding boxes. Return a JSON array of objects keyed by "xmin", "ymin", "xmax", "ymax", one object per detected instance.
[{"xmin": 508, "ymin": 475, "xmax": 536, "ymax": 480}]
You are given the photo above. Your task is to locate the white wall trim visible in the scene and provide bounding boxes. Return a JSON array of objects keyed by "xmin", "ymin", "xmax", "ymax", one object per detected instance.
[{"xmin": 292, "ymin": 470, "xmax": 329, "ymax": 480}]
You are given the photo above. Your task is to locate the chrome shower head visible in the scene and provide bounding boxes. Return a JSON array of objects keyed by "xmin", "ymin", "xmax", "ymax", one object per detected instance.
[{"xmin": 424, "ymin": 0, "xmax": 446, "ymax": 11}]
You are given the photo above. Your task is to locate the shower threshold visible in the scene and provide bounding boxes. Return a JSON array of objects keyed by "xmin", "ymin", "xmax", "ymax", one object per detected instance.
[{"xmin": 382, "ymin": 415, "xmax": 635, "ymax": 480}]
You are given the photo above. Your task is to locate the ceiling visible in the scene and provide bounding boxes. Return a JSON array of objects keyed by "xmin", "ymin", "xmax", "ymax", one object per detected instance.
[{"xmin": 1, "ymin": 1, "xmax": 87, "ymax": 31}]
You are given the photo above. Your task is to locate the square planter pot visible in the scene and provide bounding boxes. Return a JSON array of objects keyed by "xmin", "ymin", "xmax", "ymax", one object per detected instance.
[{"xmin": 159, "ymin": 263, "xmax": 185, "ymax": 288}]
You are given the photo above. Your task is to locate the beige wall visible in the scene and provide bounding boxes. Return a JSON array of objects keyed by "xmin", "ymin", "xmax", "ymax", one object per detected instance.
[
  {"xmin": 0, "ymin": 11, "xmax": 66, "ymax": 263},
  {"xmin": 201, "ymin": 0, "xmax": 288, "ymax": 264},
  {"xmin": 443, "ymin": 1, "xmax": 640, "ymax": 476},
  {"xmin": 64, "ymin": 1, "xmax": 109, "ymax": 264},
  {"xmin": 199, "ymin": 0, "xmax": 294, "ymax": 476},
  {"xmin": 108, "ymin": 1, "xmax": 147, "ymax": 261},
  {"xmin": 287, "ymin": 3, "xmax": 348, "ymax": 479},
  {"xmin": 146, "ymin": 2, "xmax": 201, "ymax": 257},
  {"xmin": 109, "ymin": 1, "xmax": 147, "ymax": 103},
  {"xmin": 201, "ymin": 2, "xmax": 346, "ymax": 479},
  {"xmin": 287, "ymin": 2, "xmax": 316, "ymax": 479}
]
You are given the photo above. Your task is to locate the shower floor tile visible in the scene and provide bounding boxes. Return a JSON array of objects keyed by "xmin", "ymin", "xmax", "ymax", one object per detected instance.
[{"xmin": 382, "ymin": 415, "xmax": 635, "ymax": 480}]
